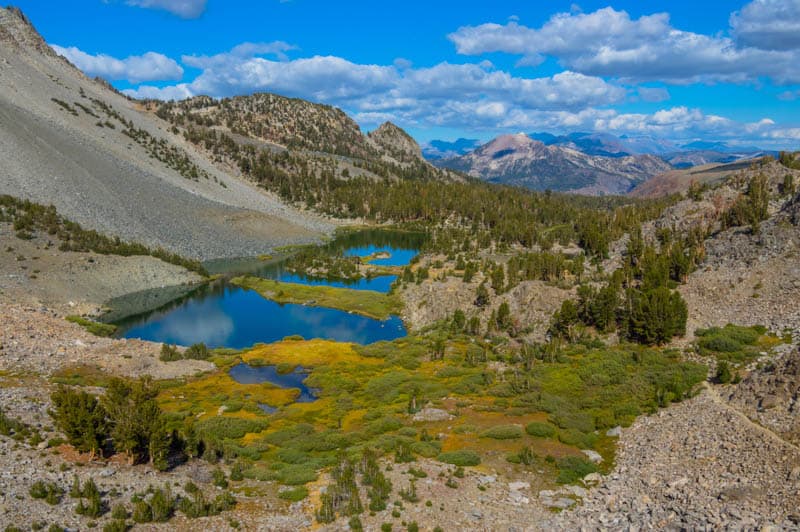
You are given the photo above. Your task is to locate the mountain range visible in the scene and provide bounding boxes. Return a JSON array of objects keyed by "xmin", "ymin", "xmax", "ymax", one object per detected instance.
[{"xmin": 429, "ymin": 131, "xmax": 775, "ymax": 194}]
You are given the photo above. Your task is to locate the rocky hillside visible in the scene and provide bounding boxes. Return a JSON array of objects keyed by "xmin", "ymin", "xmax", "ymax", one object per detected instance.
[
  {"xmin": 0, "ymin": 7, "xmax": 332, "ymax": 260},
  {"xmin": 629, "ymin": 160, "xmax": 758, "ymax": 199},
  {"xmin": 367, "ymin": 121, "xmax": 424, "ymax": 165},
  {"xmin": 437, "ymin": 133, "xmax": 672, "ymax": 195},
  {"xmin": 150, "ymin": 95, "xmax": 453, "ymax": 185},
  {"xmin": 153, "ymin": 93, "xmax": 377, "ymax": 160}
]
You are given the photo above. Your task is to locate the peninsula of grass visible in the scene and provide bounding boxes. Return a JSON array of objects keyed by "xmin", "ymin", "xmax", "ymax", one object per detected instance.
[
  {"xmin": 230, "ymin": 276, "xmax": 403, "ymax": 320},
  {"xmin": 65, "ymin": 315, "xmax": 117, "ymax": 337}
]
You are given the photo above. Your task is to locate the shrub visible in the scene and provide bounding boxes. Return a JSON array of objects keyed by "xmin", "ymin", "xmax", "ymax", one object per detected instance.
[
  {"xmin": 132, "ymin": 501, "xmax": 152, "ymax": 523},
  {"xmin": 272, "ymin": 464, "xmax": 318, "ymax": 485},
  {"xmin": 479, "ymin": 424, "xmax": 523, "ymax": 440},
  {"xmin": 111, "ymin": 504, "xmax": 128, "ymax": 520},
  {"xmin": 278, "ymin": 486, "xmax": 308, "ymax": 502},
  {"xmin": 212, "ymin": 468, "xmax": 228, "ymax": 489},
  {"xmin": 195, "ymin": 416, "xmax": 268, "ymax": 441},
  {"xmin": 410, "ymin": 441, "xmax": 440, "ymax": 458},
  {"xmin": 30, "ymin": 480, "xmax": 63, "ymax": 504},
  {"xmin": 551, "ymin": 410, "xmax": 595, "ymax": 433},
  {"xmin": 159, "ymin": 344, "xmax": 181, "ymax": 362},
  {"xmin": 556, "ymin": 456, "xmax": 597, "ymax": 484},
  {"xmin": 102, "ymin": 521, "xmax": 128, "ymax": 532},
  {"xmin": 716, "ymin": 361, "xmax": 732, "ymax": 384},
  {"xmin": 557, "ymin": 429, "xmax": 597, "ymax": 449},
  {"xmin": 185, "ymin": 343, "xmax": 210, "ymax": 360},
  {"xmin": 525, "ymin": 421, "xmax": 556, "ymax": 438},
  {"xmin": 437, "ymin": 450, "xmax": 480, "ymax": 466}
]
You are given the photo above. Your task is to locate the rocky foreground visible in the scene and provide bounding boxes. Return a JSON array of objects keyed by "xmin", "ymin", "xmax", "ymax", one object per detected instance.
[
  {"xmin": 550, "ymin": 383, "xmax": 800, "ymax": 530},
  {"xmin": 1, "ymin": 299, "xmax": 799, "ymax": 530}
]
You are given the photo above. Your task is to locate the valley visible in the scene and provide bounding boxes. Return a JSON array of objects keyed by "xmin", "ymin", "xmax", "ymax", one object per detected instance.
[{"xmin": 0, "ymin": 4, "xmax": 799, "ymax": 532}]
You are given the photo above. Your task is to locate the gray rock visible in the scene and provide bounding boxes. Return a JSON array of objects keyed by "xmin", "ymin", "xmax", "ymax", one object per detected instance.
[
  {"xmin": 412, "ymin": 407, "xmax": 453, "ymax": 422},
  {"xmin": 581, "ymin": 449, "xmax": 603, "ymax": 463}
]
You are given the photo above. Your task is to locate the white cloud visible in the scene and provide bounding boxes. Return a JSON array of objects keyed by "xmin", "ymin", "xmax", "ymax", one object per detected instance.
[
  {"xmin": 182, "ymin": 41, "xmax": 297, "ymax": 68},
  {"xmin": 125, "ymin": 43, "xmax": 626, "ymax": 115},
  {"xmin": 51, "ymin": 45, "xmax": 183, "ymax": 83},
  {"xmin": 448, "ymin": 7, "xmax": 800, "ymax": 84},
  {"xmin": 125, "ymin": 0, "xmax": 207, "ymax": 18},
  {"xmin": 731, "ymin": 0, "xmax": 800, "ymax": 51},
  {"xmin": 122, "ymin": 84, "xmax": 194, "ymax": 100}
]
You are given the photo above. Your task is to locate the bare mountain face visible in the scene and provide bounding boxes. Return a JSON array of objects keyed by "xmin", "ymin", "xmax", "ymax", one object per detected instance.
[
  {"xmin": 437, "ymin": 133, "xmax": 672, "ymax": 195},
  {"xmin": 0, "ymin": 7, "xmax": 333, "ymax": 260}
]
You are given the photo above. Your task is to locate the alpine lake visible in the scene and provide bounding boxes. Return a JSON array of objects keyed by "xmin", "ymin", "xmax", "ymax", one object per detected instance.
[{"xmin": 105, "ymin": 229, "xmax": 426, "ymax": 406}]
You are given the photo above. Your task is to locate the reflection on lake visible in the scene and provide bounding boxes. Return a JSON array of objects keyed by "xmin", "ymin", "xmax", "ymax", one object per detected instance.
[
  {"xmin": 112, "ymin": 230, "xmax": 425, "ymax": 349},
  {"xmin": 116, "ymin": 284, "xmax": 406, "ymax": 349}
]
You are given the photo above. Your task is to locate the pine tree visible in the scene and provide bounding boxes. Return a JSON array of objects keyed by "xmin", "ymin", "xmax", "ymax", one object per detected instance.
[{"xmin": 50, "ymin": 387, "xmax": 107, "ymax": 458}]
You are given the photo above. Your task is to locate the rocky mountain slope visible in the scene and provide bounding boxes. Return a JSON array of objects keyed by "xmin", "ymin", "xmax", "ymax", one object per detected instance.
[
  {"xmin": 628, "ymin": 159, "xmax": 757, "ymax": 198},
  {"xmin": 0, "ymin": 7, "xmax": 335, "ymax": 260},
  {"xmin": 436, "ymin": 133, "xmax": 672, "ymax": 195},
  {"xmin": 150, "ymin": 95, "xmax": 452, "ymax": 185},
  {"xmin": 0, "ymin": 5, "xmax": 331, "ymax": 259},
  {"xmin": 367, "ymin": 121, "xmax": 424, "ymax": 165}
]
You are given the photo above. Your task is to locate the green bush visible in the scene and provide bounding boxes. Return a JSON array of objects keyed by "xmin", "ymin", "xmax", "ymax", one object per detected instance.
[
  {"xmin": 716, "ymin": 361, "xmax": 732, "ymax": 384},
  {"xmin": 698, "ymin": 335, "xmax": 743, "ymax": 353},
  {"xmin": 525, "ymin": 422, "xmax": 556, "ymax": 438},
  {"xmin": 195, "ymin": 417, "xmax": 268, "ymax": 441},
  {"xmin": 102, "ymin": 521, "xmax": 128, "ymax": 532},
  {"xmin": 278, "ymin": 486, "xmax": 309, "ymax": 502},
  {"xmin": 557, "ymin": 429, "xmax": 597, "ymax": 449},
  {"xmin": 30, "ymin": 480, "xmax": 63, "ymax": 504},
  {"xmin": 437, "ymin": 450, "xmax": 480, "ymax": 466},
  {"xmin": 185, "ymin": 343, "xmax": 210, "ymax": 360},
  {"xmin": 410, "ymin": 441, "xmax": 440, "ymax": 458},
  {"xmin": 551, "ymin": 410, "xmax": 595, "ymax": 433},
  {"xmin": 479, "ymin": 424, "xmax": 523, "ymax": 440},
  {"xmin": 556, "ymin": 456, "xmax": 597, "ymax": 484},
  {"xmin": 272, "ymin": 464, "xmax": 318, "ymax": 485}
]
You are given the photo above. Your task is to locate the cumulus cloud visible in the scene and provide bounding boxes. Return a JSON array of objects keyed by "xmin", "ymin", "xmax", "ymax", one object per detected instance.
[
  {"xmin": 116, "ymin": 42, "xmax": 800, "ymax": 146},
  {"xmin": 731, "ymin": 0, "xmax": 800, "ymax": 51},
  {"xmin": 182, "ymin": 41, "xmax": 298, "ymax": 68},
  {"xmin": 448, "ymin": 7, "xmax": 800, "ymax": 84},
  {"xmin": 51, "ymin": 45, "xmax": 184, "ymax": 83},
  {"xmin": 124, "ymin": 42, "xmax": 626, "ymax": 113},
  {"xmin": 125, "ymin": 0, "xmax": 207, "ymax": 18}
]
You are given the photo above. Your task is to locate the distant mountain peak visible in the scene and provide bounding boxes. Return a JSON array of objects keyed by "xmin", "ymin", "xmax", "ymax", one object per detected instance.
[{"xmin": 435, "ymin": 132, "xmax": 672, "ymax": 195}]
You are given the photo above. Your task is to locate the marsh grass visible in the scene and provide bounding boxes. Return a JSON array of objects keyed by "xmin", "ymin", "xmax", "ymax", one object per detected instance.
[
  {"xmin": 65, "ymin": 316, "xmax": 117, "ymax": 337},
  {"xmin": 149, "ymin": 334, "xmax": 705, "ymax": 488}
]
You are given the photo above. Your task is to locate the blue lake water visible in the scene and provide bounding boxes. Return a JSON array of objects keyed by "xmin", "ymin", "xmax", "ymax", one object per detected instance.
[
  {"xmin": 117, "ymin": 284, "xmax": 406, "ymax": 349},
  {"xmin": 229, "ymin": 363, "xmax": 317, "ymax": 403},
  {"xmin": 275, "ymin": 273, "xmax": 397, "ymax": 293},
  {"xmin": 112, "ymin": 230, "xmax": 425, "ymax": 349},
  {"xmin": 344, "ymin": 245, "xmax": 418, "ymax": 267}
]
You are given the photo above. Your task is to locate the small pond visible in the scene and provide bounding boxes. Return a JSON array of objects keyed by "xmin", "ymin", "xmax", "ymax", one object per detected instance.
[{"xmin": 229, "ymin": 362, "xmax": 317, "ymax": 403}]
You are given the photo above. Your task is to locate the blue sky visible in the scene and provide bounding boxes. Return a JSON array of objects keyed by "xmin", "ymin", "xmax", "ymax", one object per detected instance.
[{"xmin": 14, "ymin": 0, "xmax": 800, "ymax": 148}]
